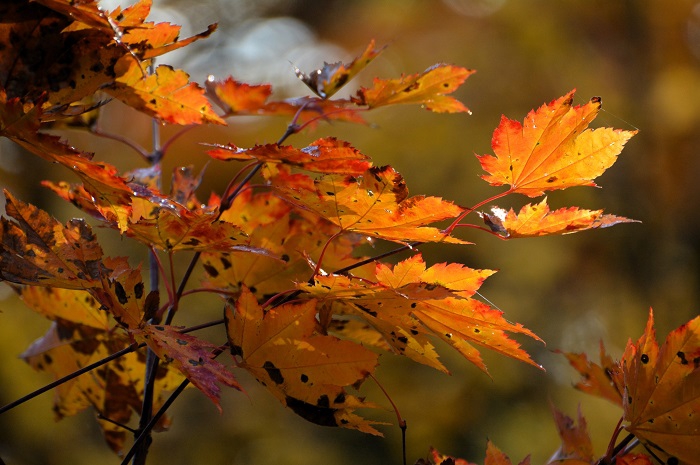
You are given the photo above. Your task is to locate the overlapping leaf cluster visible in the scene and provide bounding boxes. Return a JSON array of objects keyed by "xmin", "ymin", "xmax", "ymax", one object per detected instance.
[
  {"xmin": 0, "ymin": 0, "xmax": 659, "ymax": 461},
  {"xmin": 425, "ymin": 311, "xmax": 700, "ymax": 465}
]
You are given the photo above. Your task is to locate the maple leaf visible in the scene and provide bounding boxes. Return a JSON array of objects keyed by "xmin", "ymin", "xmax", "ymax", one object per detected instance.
[
  {"xmin": 18, "ymin": 286, "xmax": 108, "ymax": 329},
  {"xmin": 127, "ymin": 196, "xmax": 252, "ymax": 252},
  {"xmin": 111, "ymin": 0, "xmax": 217, "ymax": 60},
  {"xmin": 616, "ymin": 310, "xmax": 700, "ymax": 465},
  {"xmin": 0, "ymin": 1, "xmax": 122, "ymax": 111},
  {"xmin": 479, "ymin": 198, "xmax": 638, "ymax": 238},
  {"xmin": 274, "ymin": 166, "xmax": 467, "ymax": 244},
  {"xmin": 93, "ymin": 259, "xmax": 149, "ymax": 330},
  {"xmin": 299, "ymin": 254, "xmax": 541, "ymax": 375},
  {"xmin": 354, "ymin": 64, "xmax": 473, "ymax": 113},
  {"xmin": 477, "ymin": 90, "xmax": 637, "ymax": 197},
  {"xmin": 204, "ymin": 77, "xmax": 366, "ymax": 127},
  {"xmin": 21, "ymin": 320, "xmax": 184, "ymax": 453},
  {"xmin": 560, "ymin": 342, "xmax": 623, "ymax": 406},
  {"xmin": 615, "ymin": 454, "xmax": 654, "ymax": 465},
  {"xmin": 34, "ymin": 0, "xmax": 110, "ymax": 30},
  {"xmin": 547, "ymin": 406, "xmax": 595, "ymax": 464},
  {"xmin": 0, "ymin": 191, "xmax": 106, "ymax": 289},
  {"xmin": 426, "ymin": 441, "xmax": 531, "ymax": 465},
  {"xmin": 295, "ymin": 40, "xmax": 385, "ymax": 99},
  {"xmin": 205, "ymin": 77, "xmax": 274, "ymax": 113},
  {"xmin": 0, "ymin": 91, "xmax": 134, "ymax": 230},
  {"xmin": 107, "ymin": 58, "xmax": 225, "ymax": 125},
  {"xmin": 225, "ymin": 287, "xmax": 383, "ymax": 434},
  {"xmin": 202, "ymin": 193, "xmax": 374, "ymax": 301},
  {"xmin": 132, "ymin": 324, "xmax": 241, "ymax": 413},
  {"xmin": 207, "ymin": 137, "xmax": 372, "ymax": 175}
]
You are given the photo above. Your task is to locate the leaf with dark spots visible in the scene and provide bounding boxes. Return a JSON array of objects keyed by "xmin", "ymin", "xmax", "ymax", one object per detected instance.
[
  {"xmin": 225, "ymin": 287, "xmax": 382, "ymax": 434},
  {"xmin": 301, "ymin": 254, "xmax": 539, "ymax": 375},
  {"xmin": 0, "ymin": 190, "xmax": 106, "ymax": 289},
  {"xmin": 560, "ymin": 342, "xmax": 623, "ymax": 406},
  {"xmin": 354, "ymin": 64, "xmax": 473, "ymax": 113},
  {"xmin": 18, "ymin": 286, "xmax": 108, "ymax": 329},
  {"xmin": 106, "ymin": 60, "xmax": 225, "ymax": 125},
  {"xmin": 273, "ymin": 166, "xmax": 466, "ymax": 245},
  {"xmin": 132, "ymin": 324, "xmax": 241, "ymax": 413},
  {"xmin": 285, "ymin": 396, "xmax": 338, "ymax": 427},
  {"xmin": 127, "ymin": 196, "xmax": 255, "ymax": 252},
  {"xmin": 21, "ymin": 319, "xmax": 184, "ymax": 454},
  {"xmin": 263, "ymin": 361, "xmax": 285, "ymax": 385},
  {"xmin": 616, "ymin": 310, "xmax": 700, "ymax": 464},
  {"xmin": 207, "ymin": 137, "xmax": 372, "ymax": 176},
  {"xmin": 477, "ymin": 90, "xmax": 637, "ymax": 197}
]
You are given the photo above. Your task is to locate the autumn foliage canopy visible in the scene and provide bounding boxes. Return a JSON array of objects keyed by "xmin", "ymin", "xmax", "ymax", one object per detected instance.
[{"xmin": 0, "ymin": 1, "xmax": 698, "ymax": 464}]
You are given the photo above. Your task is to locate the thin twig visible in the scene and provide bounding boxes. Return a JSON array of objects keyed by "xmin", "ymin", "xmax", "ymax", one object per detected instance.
[
  {"xmin": 91, "ymin": 124, "xmax": 150, "ymax": 160},
  {"xmin": 0, "ymin": 343, "xmax": 142, "ymax": 415},
  {"xmin": 121, "ymin": 379, "xmax": 191, "ymax": 465}
]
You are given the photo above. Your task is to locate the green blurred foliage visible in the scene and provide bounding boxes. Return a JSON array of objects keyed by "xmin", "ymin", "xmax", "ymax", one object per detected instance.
[{"xmin": 2, "ymin": 0, "xmax": 700, "ymax": 463}]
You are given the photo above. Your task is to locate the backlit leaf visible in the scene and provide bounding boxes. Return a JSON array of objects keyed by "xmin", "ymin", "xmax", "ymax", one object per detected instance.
[
  {"xmin": 274, "ymin": 166, "xmax": 467, "ymax": 244},
  {"xmin": 547, "ymin": 406, "xmax": 595, "ymax": 464},
  {"xmin": 354, "ymin": 64, "xmax": 473, "ymax": 113},
  {"xmin": 19, "ymin": 286, "xmax": 108, "ymax": 330},
  {"xmin": 203, "ymin": 192, "xmax": 373, "ymax": 300},
  {"xmin": 618, "ymin": 310, "xmax": 700, "ymax": 465},
  {"xmin": 127, "ymin": 196, "xmax": 251, "ymax": 252},
  {"xmin": 205, "ymin": 77, "xmax": 366, "ymax": 127},
  {"xmin": 21, "ymin": 320, "xmax": 184, "ymax": 454},
  {"xmin": 225, "ymin": 287, "xmax": 382, "ymax": 434},
  {"xmin": 477, "ymin": 90, "xmax": 637, "ymax": 197},
  {"xmin": 560, "ymin": 341, "xmax": 623, "ymax": 406},
  {"xmin": 132, "ymin": 324, "xmax": 241, "ymax": 412},
  {"xmin": 300, "ymin": 254, "xmax": 540, "ymax": 374},
  {"xmin": 108, "ymin": 59, "xmax": 225, "ymax": 125},
  {"xmin": 479, "ymin": 198, "xmax": 638, "ymax": 238},
  {"xmin": 295, "ymin": 40, "xmax": 385, "ymax": 99},
  {"xmin": 207, "ymin": 137, "xmax": 372, "ymax": 175}
]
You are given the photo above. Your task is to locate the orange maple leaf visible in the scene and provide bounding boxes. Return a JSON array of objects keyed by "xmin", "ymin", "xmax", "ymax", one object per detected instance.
[
  {"xmin": 547, "ymin": 406, "xmax": 595, "ymax": 464},
  {"xmin": 207, "ymin": 137, "xmax": 372, "ymax": 175},
  {"xmin": 225, "ymin": 287, "xmax": 383, "ymax": 434},
  {"xmin": 477, "ymin": 90, "xmax": 637, "ymax": 197},
  {"xmin": 109, "ymin": 58, "xmax": 225, "ymax": 125},
  {"xmin": 300, "ymin": 253, "xmax": 541, "ymax": 374},
  {"xmin": 354, "ymin": 64, "xmax": 473, "ymax": 113},
  {"xmin": 560, "ymin": 342, "xmax": 623, "ymax": 406},
  {"xmin": 479, "ymin": 198, "xmax": 638, "ymax": 238},
  {"xmin": 274, "ymin": 166, "xmax": 467, "ymax": 244},
  {"xmin": 616, "ymin": 310, "xmax": 700, "ymax": 465}
]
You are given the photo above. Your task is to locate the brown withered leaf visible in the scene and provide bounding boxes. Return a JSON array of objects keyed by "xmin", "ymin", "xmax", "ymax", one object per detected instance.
[{"xmin": 0, "ymin": 190, "xmax": 105, "ymax": 289}]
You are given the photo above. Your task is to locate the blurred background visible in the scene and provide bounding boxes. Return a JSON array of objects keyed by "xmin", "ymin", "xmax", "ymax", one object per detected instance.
[{"xmin": 2, "ymin": 0, "xmax": 700, "ymax": 463}]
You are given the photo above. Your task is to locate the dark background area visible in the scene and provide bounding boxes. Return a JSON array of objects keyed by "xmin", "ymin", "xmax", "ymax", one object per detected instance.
[{"xmin": 1, "ymin": 0, "xmax": 700, "ymax": 463}]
